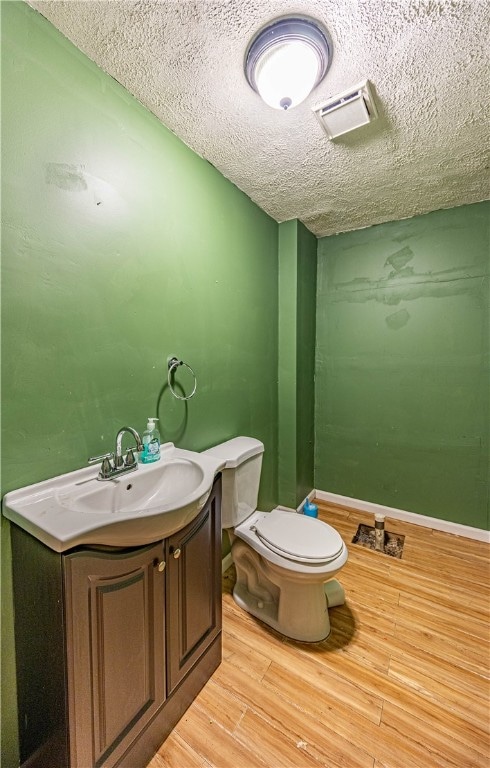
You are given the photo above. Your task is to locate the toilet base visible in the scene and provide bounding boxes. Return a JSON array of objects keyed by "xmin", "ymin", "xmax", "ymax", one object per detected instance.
[
  {"xmin": 324, "ymin": 579, "xmax": 345, "ymax": 608},
  {"xmin": 233, "ymin": 577, "xmax": 345, "ymax": 643}
]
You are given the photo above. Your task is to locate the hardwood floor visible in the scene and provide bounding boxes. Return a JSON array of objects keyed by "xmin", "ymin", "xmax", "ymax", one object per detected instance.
[{"xmin": 147, "ymin": 502, "xmax": 490, "ymax": 768}]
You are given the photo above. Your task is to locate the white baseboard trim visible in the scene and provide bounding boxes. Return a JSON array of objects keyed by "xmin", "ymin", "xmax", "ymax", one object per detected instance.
[
  {"xmin": 315, "ymin": 489, "xmax": 490, "ymax": 543},
  {"xmin": 275, "ymin": 504, "xmax": 296, "ymax": 513},
  {"xmin": 221, "ymin": 552, "xmax": 233, "ymax": 574}
]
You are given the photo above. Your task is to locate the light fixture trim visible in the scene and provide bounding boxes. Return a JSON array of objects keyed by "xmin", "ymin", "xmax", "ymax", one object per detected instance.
[{"xmin": 245, "ymin": 16, "xmax": 332, "ymax": 110}]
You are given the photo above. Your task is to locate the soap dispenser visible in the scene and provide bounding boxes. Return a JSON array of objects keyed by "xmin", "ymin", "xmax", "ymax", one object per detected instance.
[{"xmin": 141, "ymin": 418, "xmax": 161, "ymax": 464}]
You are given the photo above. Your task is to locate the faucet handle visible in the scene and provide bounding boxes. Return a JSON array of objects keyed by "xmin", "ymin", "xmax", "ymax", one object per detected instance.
[
  {"xmin": 124, "ymin": 448, "xmax": 137, "ymax": 467},
  {"xmin": 100, "ymin": 457, "xmax": 113, "ymax": 479},
  {"xmin": 88, "ymin": 452, "xmax": 114, "ymax": 464},
  {"xmin": 88, "ymin": 453, "xmax": 115, "ymax": 480}
]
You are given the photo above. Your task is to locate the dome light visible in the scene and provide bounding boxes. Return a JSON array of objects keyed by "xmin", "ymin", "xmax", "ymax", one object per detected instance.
[{"xmin": 245, "ymin": 17, "xmax": 332, "ymax": 111}]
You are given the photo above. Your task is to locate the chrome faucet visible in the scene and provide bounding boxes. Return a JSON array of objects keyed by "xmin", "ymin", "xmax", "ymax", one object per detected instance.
[{"xmin": 89, "ymin": 426, "xmax": 144, "ymax": 481}]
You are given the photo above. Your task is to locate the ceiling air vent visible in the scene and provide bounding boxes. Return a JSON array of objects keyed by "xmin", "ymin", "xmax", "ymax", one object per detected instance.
[{"xmin": 313, "ymin": 79, "xmax": 378, "ymax": 139}]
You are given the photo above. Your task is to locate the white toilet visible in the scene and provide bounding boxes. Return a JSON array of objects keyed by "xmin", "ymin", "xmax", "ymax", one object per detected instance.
[{"xmin": 204, "ymin": 437, "xmax": 348, "ymax": 642}]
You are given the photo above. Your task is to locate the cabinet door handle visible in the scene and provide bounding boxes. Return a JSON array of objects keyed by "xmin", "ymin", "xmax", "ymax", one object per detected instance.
[
  {"xmin": 172, "ymin": 548, "xmax": 181, "ymax": 560},
  {"xmin": 156, "ymin": 560, "xmax": 166, "ymax": 572}
]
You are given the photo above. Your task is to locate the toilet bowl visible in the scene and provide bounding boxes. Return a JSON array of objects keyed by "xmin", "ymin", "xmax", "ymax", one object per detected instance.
[{"xmin": 204, "ymin": 437, "xmax": 348, "ymax": 642}]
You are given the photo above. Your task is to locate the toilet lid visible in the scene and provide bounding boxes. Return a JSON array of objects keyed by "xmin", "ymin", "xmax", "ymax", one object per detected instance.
[{"xmin": 254, "ymin": 510, "xmax": 344, "ymax": 564}]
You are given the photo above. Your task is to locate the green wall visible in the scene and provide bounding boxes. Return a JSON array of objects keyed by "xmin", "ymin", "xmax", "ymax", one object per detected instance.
[
  {"xmin": 296, "ymin": 221, "xmax": 318, "ymax": 502},
  {"xmin": 278, "ymin": 220, "xmax": 317, "ymax": 508},
  {"xmin": 1, "ymin": 3, "xmax": 278, "ymax": 764},
  {"xmin": 315, "ymin": 202, "xmax": 490, "ymax": 529},
  {"xmin": 2, "ymin": 3, "xmax": 489, "ymax": 766}
]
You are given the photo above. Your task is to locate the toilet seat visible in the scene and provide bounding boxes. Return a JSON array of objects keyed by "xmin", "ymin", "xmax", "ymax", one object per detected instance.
[{"xmin": 253, "ymin": 510, "xmax": 344, "ymax": 564}]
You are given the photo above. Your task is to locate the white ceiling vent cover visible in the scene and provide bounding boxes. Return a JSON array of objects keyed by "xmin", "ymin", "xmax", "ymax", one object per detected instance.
[{"xmin": 313, "ymin": 80, "xmax": 378, "ymax": 139}]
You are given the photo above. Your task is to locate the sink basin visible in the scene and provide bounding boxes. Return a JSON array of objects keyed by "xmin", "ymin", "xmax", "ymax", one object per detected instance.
[
  {"xmin": 59, "ymin": 458, "xmax": 205, "ymax": 516},
  {"xmin": 3, "ymin": 443, "xmax": 225, "ymax": 551}
]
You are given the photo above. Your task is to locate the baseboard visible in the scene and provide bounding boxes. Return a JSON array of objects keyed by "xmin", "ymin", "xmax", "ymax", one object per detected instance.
[
  {"xmin": 275, "ymin": 504, "xmax": 296, "ymax": 513},
  {"xmin": 221, "ymin": 552, "xmax": 233, "ymax": 574},
  {"xmin": 314, "ymin": 489, "xmax": 490, "ymax": 543}
]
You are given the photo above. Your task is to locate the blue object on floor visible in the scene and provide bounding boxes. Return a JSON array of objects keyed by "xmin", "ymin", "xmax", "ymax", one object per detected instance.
[{"xmin": 303, "ymin": 500, "xmax": 318, "ymax": 518}]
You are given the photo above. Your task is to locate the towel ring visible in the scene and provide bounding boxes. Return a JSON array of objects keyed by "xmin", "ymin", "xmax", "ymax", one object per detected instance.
[{"xmin": 167, "ymin": 357, "xmax": 197, "ymax": 401}]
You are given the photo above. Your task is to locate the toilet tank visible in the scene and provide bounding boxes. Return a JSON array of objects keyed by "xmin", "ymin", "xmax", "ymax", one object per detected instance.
[{"xmin": 202, "ymin": 437, "xmax": 264, "ymax": 528}]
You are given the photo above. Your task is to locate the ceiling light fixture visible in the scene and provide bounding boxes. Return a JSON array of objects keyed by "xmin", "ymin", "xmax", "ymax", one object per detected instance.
[{"xmin": 245, "ymin": 16, "xmax": 332, "ymax": 111}]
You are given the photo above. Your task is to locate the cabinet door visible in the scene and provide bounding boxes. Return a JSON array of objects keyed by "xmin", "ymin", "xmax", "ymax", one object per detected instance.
[
  {"xmin": 166, "ymin": 477, "xmax": 222, "ymax": 693},
  {"xmin": 64, "ymin": 542, "xmax": 165, "ymax": 768}
]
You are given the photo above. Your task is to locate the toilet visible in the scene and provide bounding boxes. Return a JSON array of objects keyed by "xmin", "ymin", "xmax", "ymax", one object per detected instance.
[{"xmin": 204, "ymin": 437, "xmax": 348, "ymax": 642}]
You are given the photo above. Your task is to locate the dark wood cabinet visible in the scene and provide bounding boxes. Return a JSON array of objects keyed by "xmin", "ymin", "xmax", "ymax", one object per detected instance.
[
  {"xmin": 166, "ymin": 484, "xmax": 222, "ymax": 693},
  {"xmin": 11, "ymin": 475, "xmax": 221, "ymax": 768},
  {"xmin": 64, "ymin": 541, "xmax": 166, "ymax": 768}
]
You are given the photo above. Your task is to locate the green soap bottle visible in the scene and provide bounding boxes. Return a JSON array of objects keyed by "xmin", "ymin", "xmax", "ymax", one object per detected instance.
[{"xmin": 141, "ymin": 417, "xmax": 160, "ymax": 463}]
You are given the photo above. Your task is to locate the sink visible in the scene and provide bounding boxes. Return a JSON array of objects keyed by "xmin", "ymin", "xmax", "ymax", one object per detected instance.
[
  {"xmin": 59, "ymin": 458, "xmax": 205, "ymax": 516},
  {"xmin": 3, "ymin": 443, "xmax": 225, "ymax": 551}
]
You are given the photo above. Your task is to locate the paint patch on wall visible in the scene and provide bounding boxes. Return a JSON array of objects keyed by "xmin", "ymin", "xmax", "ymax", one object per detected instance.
[
  {"xmin": 45, "ymin": 163, "xmax": 87, "ymax": 192},
  {"xmin": 385, "ymin": 308, "xmax": 410, "ymax": 330},
  {"xmin": 384, "ymin": 246, "xmax": 414, "ymax": 279},
  {"xmin": 329, "ymin": 269, "xmax": 485, "ymax": 305}
]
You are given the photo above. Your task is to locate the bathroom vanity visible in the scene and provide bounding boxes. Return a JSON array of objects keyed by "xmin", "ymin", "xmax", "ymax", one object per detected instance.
[{"xmin": 10, "ymin": 475, "xmax": 222, "ymax": 768}]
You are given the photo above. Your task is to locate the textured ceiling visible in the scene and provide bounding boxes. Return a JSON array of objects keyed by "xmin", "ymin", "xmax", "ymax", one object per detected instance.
[{"xmin": 28, "ymin": 0, "xmax": 489, "ymax": 236}]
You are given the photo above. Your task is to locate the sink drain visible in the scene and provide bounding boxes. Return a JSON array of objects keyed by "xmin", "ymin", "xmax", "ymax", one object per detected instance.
[{"xmin": 352, "ymin": 523, "xmax": 405, "ymax": 558}]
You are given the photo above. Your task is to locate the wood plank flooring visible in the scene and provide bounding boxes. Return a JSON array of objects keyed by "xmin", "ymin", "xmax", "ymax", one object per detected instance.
[{"xmin": 147, "ymin": 502, "xmax": 490, "ymax": 768}]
